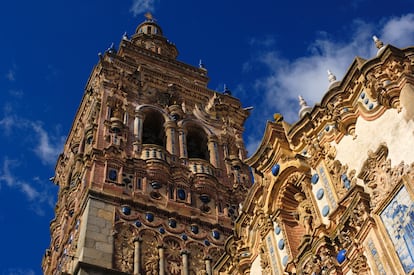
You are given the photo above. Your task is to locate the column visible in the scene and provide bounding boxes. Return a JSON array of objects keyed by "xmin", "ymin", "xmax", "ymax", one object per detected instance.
[
  {"xmin": 178, "ymin": 129, "xmax": 187, "ymax": 160},
  {"xmin": 207, "ymin": 136, "xmax": 219, "ymax": 167},
  {"xmin": 158, "ymin": 245, "xmax": 165, "ymax": 275},
  {"xmin": 205, "ymin": 257, "xmax": 212, "ymax": 275},
  {"xmin": 164, "ymin": 121, "xmax": 177, "ymax": 156},
  {"xmin": 133, "ymin": 237, "xmax": 142, "ymax": 275},
  {"xmin": 181, "ymin": 250, "xmax": 189, "ymax": 275},
  {"xmin": 133, "ymin": 112, "xmax": 144, "ymax": 155}
]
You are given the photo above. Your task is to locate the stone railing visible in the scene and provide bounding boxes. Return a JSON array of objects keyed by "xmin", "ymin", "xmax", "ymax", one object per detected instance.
[
  {"xmin": 140, "ymin": 144, "xmax": 169, "ymax": 162},
  {"xmin": 188, "ymin": 159, "xmax": 215, "ymax": 176}
]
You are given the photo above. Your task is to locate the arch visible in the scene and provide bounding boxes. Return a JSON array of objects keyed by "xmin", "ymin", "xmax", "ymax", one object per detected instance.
[
  {"xmin": 186, "ymin": 125, "xmax": 209, "ymax": 160},
  {"xmin": 142, "ymin": 109, "xmax": 166, "ymax": 147},
  {"xmin": 178, "ymin": 118, "xmax": 214, "ymax": 135},
  {"xmin": 265, "ymin": 162, "xmax": 312, "ymax": 259}
]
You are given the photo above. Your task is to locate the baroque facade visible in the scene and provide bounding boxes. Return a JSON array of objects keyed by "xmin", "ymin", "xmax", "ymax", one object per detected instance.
[
  {"xmin": 42, "ymin": 14, "xmax": 252, "ymax": 275},
  {"xmin": 215, "ymin": 41, "xmax": 414, "ymax": 274}
]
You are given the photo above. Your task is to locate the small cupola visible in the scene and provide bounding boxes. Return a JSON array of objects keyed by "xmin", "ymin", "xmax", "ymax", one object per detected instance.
[
  {"xmin": 135, "ymin": 13, "xmax": 163, "ymax": 36},
  {"xmin": 130, "ymin": 13, "xmax": 178, "ymax": 59}
]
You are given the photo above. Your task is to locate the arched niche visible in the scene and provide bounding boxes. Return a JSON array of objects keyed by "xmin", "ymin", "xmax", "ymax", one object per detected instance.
[
  {"xmin": 266, "ymin": 164, "xmax": 312, "ymax": 259},
  {"xmin": 142, "ymin": 109, "xmax": 166, "ymax": 147},
  {"xmin": 186, "ymin": 125, "xmax": 209, "ymax": 161}
]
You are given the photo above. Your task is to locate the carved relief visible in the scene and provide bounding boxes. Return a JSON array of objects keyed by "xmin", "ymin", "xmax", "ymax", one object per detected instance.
[
  {"xmin": 259, "ymin": 244, "xmax": 271, "ymax": 274},
  {"xmin": 358, "ymin": 143, "xmax": 408, "ymax": 208},
  {"xmin": 294, "ymin": 192, "xmax": 315, "ymax": 236},
  {"xmin": 165, "ymin": 238, "xmax": 182, "ymax": 275},
  {"xmin": 113, "ymin": 223, "xmax": 134, "ymax": 273},
  {"xmin": 318, "ymin": 246, "xmax": 336, "ymax": 272},
  {"xmin": 323, "ymin": 144, "xmax": 356, "ymax": 198},
  {"xmin": 141, "ymin": 230, "xmax": 159, "ymax": 275},
  {"xmin": 188, "ymin": 242, "xmax": 205, "ymax": 275},
  {"xmin": 350, "ymin": 252, "xmax": 370, "ymax": 274},
  {"xmin": 350, "ymin": 201, "xmax": 370, "ymax": 230},
  {"xmin": 336, "ymin": 227, "xmax": 353, "ymax": 249}
]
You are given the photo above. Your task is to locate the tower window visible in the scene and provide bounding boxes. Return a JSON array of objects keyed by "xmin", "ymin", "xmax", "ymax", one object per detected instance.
[
  {"xmin": 136, "ymin": 178, "xmax": 142, "ymax": 190},
  {"xmin": 142, "ymin": 110, "xmax": 165, "ymax": 147},
  {"xmin": 186, "ymin": 126, "xmax": 209, "ymax": 160},
  {"xmin": 108, "ymin": 168, "xmax": 118, "ymax": 181}
]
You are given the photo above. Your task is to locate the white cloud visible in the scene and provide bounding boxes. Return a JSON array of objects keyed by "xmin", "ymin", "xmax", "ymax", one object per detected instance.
[
  {"xmin": 8, "ymin": 89, "xmax": 23, "ymax": 98},
  {"xmin": 0, "ymin": 115, "xmax": 15, "ymax": 135},
  {"xmin": 381, "ymin": 14, "xmax": 414, "ymax": 48},
  {"xmin": 5, "ymin": 70, "xmax": 15, "ymax": 81},
  {"xmin": 31, "ymin": 122, "xmax": 64, "ymax": 165},
  {"xmin": 0, "ymin": 111, "xmax": 64, "ymax": 166},
  {"xmin": 130, "ymin": 0, "xmax": 157, "ymax": 17},
  {"xmin": 4, "ymin": 268, "xmax": 35, "ymax": 275},
  {"xmin": 0, "ymin": 158, "xmax": 38, "ymax": 200},
  {"xmin": 0, "ymin": 157, "xmax": 55, "ymax": 215},
  {"xmin": 244, "ymin": 13, "xmax": 414, "ymax": 154}
]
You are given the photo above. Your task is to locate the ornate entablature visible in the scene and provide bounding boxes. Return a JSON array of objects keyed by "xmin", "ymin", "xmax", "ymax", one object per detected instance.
[
  {"xmin": 43, "ymin": 15, "xmax": 253, "ymax": 275},
  {"xmin": 215, "ymin": 43, "xmax": 414, "ymax": 274}
]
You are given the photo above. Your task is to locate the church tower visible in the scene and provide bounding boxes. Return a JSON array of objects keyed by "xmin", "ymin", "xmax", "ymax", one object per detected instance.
[{"xmin": 42, "ymin": 14, "xmax": 252, "ymax": 275}]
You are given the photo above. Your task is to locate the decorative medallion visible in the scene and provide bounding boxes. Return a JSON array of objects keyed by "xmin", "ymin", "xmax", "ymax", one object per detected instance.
[
  {"xmin": 121, "ymin": 206, "xmax": 131, "ymax": 215},
  {"xmin": 311, "ymin": 173, "xmax": 319, "ymax": 184},
  {"xmin": 271, "ymin": 164, "xmax": 280, "ymax": 176}
]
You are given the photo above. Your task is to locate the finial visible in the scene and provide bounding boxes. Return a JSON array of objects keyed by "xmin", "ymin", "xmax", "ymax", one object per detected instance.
[
  {"xmin": 298, "ymin": 95, "xmax": 312, "ymax": 119},
  {"xmin": 107, "ymin": 42, "xmax": 116, "ymax": 53},
  {"xmin": 145, "ymin": 12, "xmax": 154, "ymax": 21},
  {"xmin": 223, "ymin": 84, "xmax": 231, "ymax": 95},
  {"xmin": 298, "ymin": 95, "xmax": 307, "ymax": 107},
  {"xmin": 327, "ymin": 70, "xmax": 337, "ymax": 83},
  {"xmin": 273, "ymin": 113, "xmax": 284, "ymax": 122},
  {"xmin": 199, "ymin": 59, "xmax": 205, "ymax": 69},
  {"xmin": 122, "ymin": 32, "xmax": 128, "ymax": 40},
  {"xmin": 372, "ymin": 35, "xmax": 384, "ymax": 49}
]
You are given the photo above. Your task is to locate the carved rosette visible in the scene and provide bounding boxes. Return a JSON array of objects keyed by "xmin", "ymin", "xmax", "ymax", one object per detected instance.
[{"xmin": 165, "ymin": 238, "xmax": 182, "ymax": 275}]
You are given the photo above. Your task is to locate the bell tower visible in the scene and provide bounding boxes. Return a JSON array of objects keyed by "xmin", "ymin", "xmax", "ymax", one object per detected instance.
[{"xmin": 42, "ymin": 14, "xmax": 251, "ymax": 275}]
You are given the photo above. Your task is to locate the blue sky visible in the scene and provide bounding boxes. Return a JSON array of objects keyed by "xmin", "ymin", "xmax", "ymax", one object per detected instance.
[{"xmin": 0, "ymin": 0, "xmax": 413, "ymax": 274}]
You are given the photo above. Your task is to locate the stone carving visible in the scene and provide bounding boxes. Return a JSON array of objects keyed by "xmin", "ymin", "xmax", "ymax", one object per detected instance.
[
  {"xmin": 145, "ymin": 253, "xmax": 159, "ymax": 275},
  {"xmin": 350, "ymin": 252, "xmax": 370, "ymax": 274},
  {"xmin": 318, "ymin": 246, "xmax": 336, "ymax": 272},
  {"xmin": 323, "ymin": 144, "xmax": 357, "ymax": 198},
  {"xmin": 358, "ymin": 143, "xmax": 408, "ymax": 208},
  {"xmin": 294, "ymin": 192, "xmax": 314, "ymax": 236},
  {"xmin": 259, "ymin": 244, "xmax": 271, "ymax": 274},
  {"xmin": 350, "ymin": 202, "xmax": 369, "ymax": 230},
  {"xmin": 113, "ymin": 223, "xmax": 134, "ymax": 273},
  {"xmin": 336, "ymin": 228, "xmax": 353, "ymax": 249},
  {"xmin": 141, "ymin": 231, "xmax": 159, "ymax": 275},
  {"xmin": 301, "ymin": 254, "xmax": 328, "ymax": 275},
  {"xmin": 188, "ymin": 242, "xmax": 205, "ymax": 275},
  {"xmin": 165, "ymin": 239, "xmax": 181, "ymax": 275}
]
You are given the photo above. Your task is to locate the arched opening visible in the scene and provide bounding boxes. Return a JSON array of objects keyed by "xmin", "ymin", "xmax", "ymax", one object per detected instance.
[
  {"xmin": 186, "ymin": 126, "xmax": 209, "ymax": 160},
  {"xmin": 142, "ymin": 110, "xmax": 165, "ymax": 147}
]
